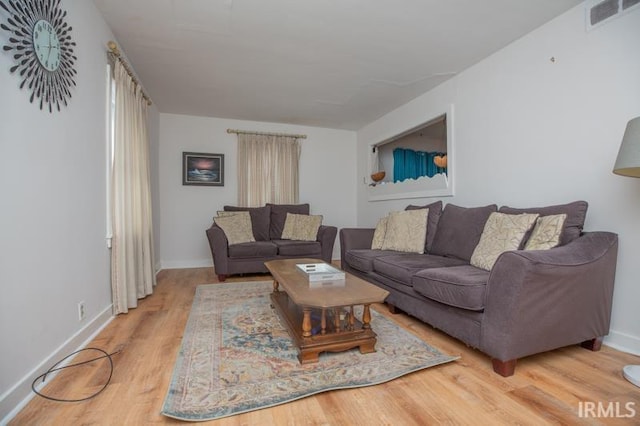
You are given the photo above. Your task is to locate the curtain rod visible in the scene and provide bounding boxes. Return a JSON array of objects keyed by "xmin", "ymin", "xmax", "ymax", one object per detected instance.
[
  {"xmin": 107, "ymin": 41, "xmax": 152, "ymax": 106},
  {"xmin": 227, "ymin": 129, "xmax": 307, "ymax": 139}
]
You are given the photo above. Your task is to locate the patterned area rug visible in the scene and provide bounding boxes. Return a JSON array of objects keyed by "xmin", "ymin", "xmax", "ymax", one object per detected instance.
[{"xmin": 161, "ymin": 281, "xmax": 458, "ymax": 421}]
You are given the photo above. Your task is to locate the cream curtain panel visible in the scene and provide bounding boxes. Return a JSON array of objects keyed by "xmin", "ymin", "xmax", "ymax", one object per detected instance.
[
  {"xmin": 111, "ymin": 60, "xmax": 156, "ymax": 314},
  {"xmin": 237, "ymin": 134, "xmax": 301, "ymax": 206}
]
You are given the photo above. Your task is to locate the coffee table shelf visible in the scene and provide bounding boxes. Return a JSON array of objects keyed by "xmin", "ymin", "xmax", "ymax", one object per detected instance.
[{"xmin": 266, "ymin": 258, "xmax": 389, "ymax": 364}]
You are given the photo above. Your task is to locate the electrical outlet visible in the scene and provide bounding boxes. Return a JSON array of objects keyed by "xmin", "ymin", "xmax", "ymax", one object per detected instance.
[{"xmin": 78, "ymin": 301, "xmax": 86, "ymax": 321}]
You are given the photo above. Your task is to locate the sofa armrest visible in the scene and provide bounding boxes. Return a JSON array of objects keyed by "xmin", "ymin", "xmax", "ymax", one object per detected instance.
[
  {"xmin": 339, "ymin": 228, "xmax": 375, "ymax": 268},
  {"xmin": 481, "ymin": 231, "xmax": 618, "ymax": 361},
  {"xmin": 206, "ymin": 224, "xmax": 230, "ymax": 275},
  {"xmin": 317, "ymin": 225, "xmax": 338, "ymax": 263}
]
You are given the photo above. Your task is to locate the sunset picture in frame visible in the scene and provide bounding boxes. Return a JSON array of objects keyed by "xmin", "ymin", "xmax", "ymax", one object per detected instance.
[{"xmin": 182, "ymin": 152, "xmax": 224, "ymax": 186}]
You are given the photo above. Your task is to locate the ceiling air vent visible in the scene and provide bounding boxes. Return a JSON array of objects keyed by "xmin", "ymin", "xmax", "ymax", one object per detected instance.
[
  {"xmin": 586, "ymin": 0, "xmax": 640, "ymax": 30},
  {"xmin": 590, "ymin": 0, "xmax": 619, "ymax": 25},
  {"xmin": 623, "ymin": 0, "xmax": 640, "ymax": 10}
]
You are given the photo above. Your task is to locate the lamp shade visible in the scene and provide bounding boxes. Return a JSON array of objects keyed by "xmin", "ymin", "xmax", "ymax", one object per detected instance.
[{"xmin": 613, "ymin": 116, "xmax": 640, "ymax": 177}]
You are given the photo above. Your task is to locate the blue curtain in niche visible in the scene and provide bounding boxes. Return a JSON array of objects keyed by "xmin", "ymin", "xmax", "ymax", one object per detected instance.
[
  {"xmin": 393, "ymin": 148, "xmax": 407, "ymax": 182},
  {"xmin": 393, "ymin": 148, "xmax": 447, "ymax": 182}
]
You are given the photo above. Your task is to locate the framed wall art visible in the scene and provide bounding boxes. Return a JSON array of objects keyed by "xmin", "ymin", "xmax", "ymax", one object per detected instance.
[{"xmin": 182, "ymin": 152, "xmax": 224, "ymax": 186}]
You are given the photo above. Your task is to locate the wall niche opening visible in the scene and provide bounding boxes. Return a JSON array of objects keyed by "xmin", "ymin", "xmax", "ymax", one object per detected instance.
[{"xmin": 368, "ymin": 105, "xmax": 454, "ymax": 201}]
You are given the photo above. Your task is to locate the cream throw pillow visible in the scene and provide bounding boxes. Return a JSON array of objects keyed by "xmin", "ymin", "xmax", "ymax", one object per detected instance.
[
  {"xmin": 470, "ymin": 212, "xmax": 539, "ymax": 271},
  {"xmin": 524, "ymin": 214, "xmax": 567, "ymax": 250},
  {"xmin": 213, "ymin": 211, "xmax": 255, "ymax": 245},
  {"xmin": 371, "ymin": 216, "xmax": 388, "ymax": 250},
  {"xmin": 380, "ymin": 209, "xmax": 428, "ymax": 254},
  {"xmin": 215, "ymin": 210, "xmax": 241, "ymax": 220},
  {"xmin": 281, "ymin": 213, "xmax": 322, "ymax": 241}
]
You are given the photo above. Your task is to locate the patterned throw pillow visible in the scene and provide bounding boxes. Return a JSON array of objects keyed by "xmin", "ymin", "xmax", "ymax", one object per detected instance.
[
  {"xmin": 470, "ymin": 212, "xmax": 539, "ymax": 271},
  {"xmin": 267, "ymin": 203, "xmax": 310, "ymax": 239},
  {"xmin": 381, "ymin": 209, "xmax": 428, "ymax": 254},
  {"xmin": 405, "ymin": 201, "xmax": 443, "ymax": 252},
  {"xmin": 223, "ymin": 205, "xmax": 271, "ymax": 241},
  {"xmin": 215, "ymin": 210, "xmax": 240, "ymax": 219},
  {"xmin": 281, "ymin": 213, "xmax": 323, "ymax": 241},
  {"xmin": 524, "ymin": 214, "xmax": 567, "ymax": 250},
  {"xmin": 371, "ymin": 216, "xmax": 389, "ymax": 250},
  {"xmin": 498, "ymin": 200, "xmax": 587, "ymax": 246},
  {"xmin": 213, "ymin": 211, "xmax": 255, "ymax": 245}
]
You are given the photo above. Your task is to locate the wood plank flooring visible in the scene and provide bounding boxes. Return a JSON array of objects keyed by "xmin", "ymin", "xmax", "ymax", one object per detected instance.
[{"xmin": 10, "ymin": 267, "xmax": 640, "ymax": 425}]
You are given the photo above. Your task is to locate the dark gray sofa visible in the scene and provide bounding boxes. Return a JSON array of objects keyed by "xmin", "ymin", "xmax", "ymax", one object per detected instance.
[
  {"xmin": 340, "ymin": 200, "xmax": 618, "ymax": 376},
  {"xmin": 207, "ymin": 203, "xmax": 337, "ymax": 281}
]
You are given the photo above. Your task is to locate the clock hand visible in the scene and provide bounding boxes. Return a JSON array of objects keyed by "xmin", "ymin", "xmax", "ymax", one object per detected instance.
[{"xmin": 43, "ymin": 31, "xmax": 51, "ymax": 62}]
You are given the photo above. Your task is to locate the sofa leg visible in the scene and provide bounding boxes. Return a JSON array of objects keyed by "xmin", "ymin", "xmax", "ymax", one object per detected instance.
[
  {"xmin": 217, "ymin": 274, "xmax": 227, "ymax": 282},
  {"xmin": 581, "ymin": 336, "xmax": 603, "ymax": 351},
  {"xmin": 492, "ymin": 358, "xmax": 517, "ymax": 377}
]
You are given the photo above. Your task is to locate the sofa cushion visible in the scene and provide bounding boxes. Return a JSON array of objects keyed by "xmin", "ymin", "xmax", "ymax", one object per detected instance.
[
  {"xmin": 524, "ymin": 214, "xmax": 567, "ymax": 250},
  {"xmin": 213, "ymin": 212, "xmax": 255, "ymax": 245},
  {"xmin": 224, "ymin": 205, "xmax": 271, "ymax": 241},
  {"xmin": 344, "ymin": 249, "xmax": 399, "ymax": 273},
  {"xmin": 272, "ymin": 239, "xmax": 322, "ymax": 257},
  {"xmin": 281, "ymin": 213, "xmax": 322, "ymax": 241},
  {"xmin": 470, "ymin": 212, "xmax": 539, "ymax": 271},
  {"xmin": 412, "ymin": 265, "xmax": 490, "ymax": 311},
  {"xmin": 498, "ymin": 200, "xmax": 587, "ymax": 246},
  {"xmin": 373, "ymin": 254, "xmax": 467, "ymax": 286},
  {"xmin": 228, "ymin": 241, "xmax": 278, "ymax": 258},
  {"xmin": 405, "ymin": 200, "xmax": 443, "ymax": 252},
  {"xmin": 380, "ymin": 209, "xmax": 428, "ymax": 253},
  {"xmin": 267, "ymin": 203, "xmax": 310, "ymax": 239},
  {"xmin": 430, "ymin": 204, "xmax": 498, "ymax": 261}
]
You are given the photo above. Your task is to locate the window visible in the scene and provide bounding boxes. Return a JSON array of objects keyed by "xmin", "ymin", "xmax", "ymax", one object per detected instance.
[{"xmin": 236, "ymin": 133, "xmax": 301, "ymax": 206}]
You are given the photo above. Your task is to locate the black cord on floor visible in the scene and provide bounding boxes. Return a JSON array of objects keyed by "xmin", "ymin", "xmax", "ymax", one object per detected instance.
[{"xmin": 31, "ymin": 347, "xmax": 121, "ymax": 403}]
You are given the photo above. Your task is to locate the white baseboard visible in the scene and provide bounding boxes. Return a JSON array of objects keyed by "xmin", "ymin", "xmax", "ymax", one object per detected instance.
[
  {"xmin": 604, "ymin": 329, "xmax": 640, "ymax": 356},
  {"xmin": 0, "ymin": 305, "xmax": 114, "ymax": 424},
  {"xmin": 159, "ymin": 259, "xmax": 213, "ymax": 270},
  {"xmin": 158, "ymin": 256, "xmax": 342, "ymax": 272}
]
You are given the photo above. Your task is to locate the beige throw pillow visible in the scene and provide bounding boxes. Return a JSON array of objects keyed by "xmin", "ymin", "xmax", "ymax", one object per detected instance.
[
  {"xmin": 371, "ymin": 216, "xmax": 388, "ymax": 250},
  {"xmin": 524, "ymin": 214, "xmax": 567, "ymax": 250},
  {"xmin": 215, "ymin": 210, "xmax": 241, "ymax": 220},
  {"xmin": 213, "ymin": 211, "xmax": 255, "ymax": 245},
  {"xmin": 380, "ymin": 209, "xmax": 428, "ymax": 254},
  {"xmin": 281, "ymin": 213, "xmax": 322, "ymax": 241},
  {"xmin": 470, "ymin": 212, "xmax": 539, "ymax": 271}
]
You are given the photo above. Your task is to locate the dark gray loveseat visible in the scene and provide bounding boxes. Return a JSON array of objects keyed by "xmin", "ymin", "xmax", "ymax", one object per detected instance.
[
  {"xmin": 340, "ymin": 201, "xmax": 618, "ymax": 376},
  {"xmin": 207, "ymin": 203, "xmax": 337, "ymax": 281}
]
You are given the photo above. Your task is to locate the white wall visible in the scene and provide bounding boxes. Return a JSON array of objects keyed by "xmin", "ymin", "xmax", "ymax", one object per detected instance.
[
  {"xmin": 357, "ymin": 5, "xmax": 640, "ymax": 354},
  {"xmin": 159, "ymin": 114, "xmax": 357, "ymax": 268},
  {"xmin": 0, "ymin": 1, "xmax": 161, "ymax": 421}
]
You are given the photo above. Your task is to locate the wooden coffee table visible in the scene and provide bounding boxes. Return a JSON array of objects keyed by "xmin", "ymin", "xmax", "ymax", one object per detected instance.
[{"xmin": 265, "ymin": 258, "xmax": 389, "ymax": 364}]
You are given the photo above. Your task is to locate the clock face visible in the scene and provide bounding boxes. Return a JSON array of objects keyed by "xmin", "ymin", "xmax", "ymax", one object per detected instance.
[
  {"xmin": 33, "ymin": 20, "xmax": 61, "ymax": 72},
  {"xmin": 0, "ymin": 0, "xmax": 77, "ymax": 112}
]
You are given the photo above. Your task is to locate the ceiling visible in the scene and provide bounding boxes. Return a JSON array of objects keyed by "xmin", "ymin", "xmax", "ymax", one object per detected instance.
[{"xmin": 94, "ymin": 0, "xmax": 583, "ymax": 130}]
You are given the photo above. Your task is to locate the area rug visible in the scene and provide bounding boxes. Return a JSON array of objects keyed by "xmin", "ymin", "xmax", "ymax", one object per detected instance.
[{"xmin": 161, "ymin": 281, "xmax": 458, "ymax": 421}]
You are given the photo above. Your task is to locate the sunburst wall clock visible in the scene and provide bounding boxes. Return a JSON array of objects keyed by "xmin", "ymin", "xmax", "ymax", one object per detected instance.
[{"xmin": 1, "ymin": 0, "xmax": 77, "ymax": 112}]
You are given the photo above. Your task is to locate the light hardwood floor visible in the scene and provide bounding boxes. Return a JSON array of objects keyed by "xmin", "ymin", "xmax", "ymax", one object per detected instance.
[{"xmin": 10, "ymin": 267, "xmax": 640, "ymax": 425}]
